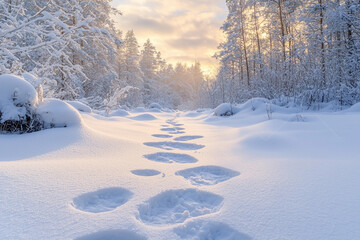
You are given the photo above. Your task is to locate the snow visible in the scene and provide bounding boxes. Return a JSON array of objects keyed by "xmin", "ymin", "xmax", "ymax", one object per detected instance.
[
  {"xmin": 214, "ymin": 103, "xmax": 238, "ymax": 116},
  {"xmin": 66, "ymin": 101, "xmax": 92, "ymax": 113},
  {"xmin": 0, "ymin": 74, "xmax": 38, "ymax": 122},
  {"xmin": 71, "ymin": 187, "xmax": 133, "ymax": 213},
  {"xmin": 36, "ymin": 99, "xmax": 82, "ymax": 128},
  {"xmin": 1, "ymin": 103, "xmax": 360, "ymax": 239},
  {"xmin": 149, "ymin": 102, "xmax": 162, "ymax": 109},
  {"xmin": 130, "ymin": 113, "xmax": 157, "ymax": 121},
  {"xmin": 109, "ymin": 109, "xmax": 130, "ymax": 117}
]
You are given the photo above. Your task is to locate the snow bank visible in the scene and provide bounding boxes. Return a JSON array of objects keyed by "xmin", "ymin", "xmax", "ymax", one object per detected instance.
[
  {"xmin": 0, "ymin": 74, "xmax": 38, "ymax": 122},
  {"xmin": 109, "ymin": 109, "xmax": 130, "ymax": 117},
  {"xmin": 133, "ymin": 107, "xmax": 146, "ymax": 113},
  {"xmin": 149, "ymin": 102, "xmax": 162, "ymax": 110},
  {"xmin": 66, "ymin": 101, "xmax": 92, "ymax": 113},
  {"xmin": 214, "ymin": 98, "xmax": 300, "ymax": 119},
  {"xmin": 342, "ymin": 102, "xmax": 360, "ymax": 113},
  {"xmin": 36, "ymin": 99, "xmax": 82, "ymax": 128},
  {"xmin": 130, "ymin": 113, "xmax": 157, "ymax": 121}
]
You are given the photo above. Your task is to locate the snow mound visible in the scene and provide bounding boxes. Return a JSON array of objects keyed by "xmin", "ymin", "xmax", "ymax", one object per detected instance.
[
  {"xmin": 146, "ymin": 108, "xmax": 162, "ymax": 113},
  {"xmin": 109, "ymin": 109, "xmax": 130, "ymax": 117},
  {"xmin": 238, "ymin": 98, "xmax": 299, "ymax": 115},
  {"xmin": 138, "ymin": 189, "xmax": 223, "ymax": 225},
  {"xmin": 174, "ymin": 221, "xmax": 251, "ymax": 240},
  {"xmin": 36, "ymin": 99, "xmax": 82, "ymax": 128},
  {"xmin": 0, "ymin": 74, "xmax": 38, "ymax": 122},
  {"xmin": 130, "ymin": 113, "xmax": 157, "ymax": 121},
  {"xmin": 75, "ymin": 229, "xmax": 146, "ymax": 240},
  {"xmin": 133, "ymin": 107, "xmax": 146, "ymax": 113},
  {"xmin": 149, "ymin": 102, "xmax": 162, "ymax": 109},
  {"xmin": 214, "ymin": 103, "xmax": 240, "ymax": 116},
  {"xmin": 72, "ymin": 187, "xmax": 133, "ymax": 213},
  {"xmin": 66, "ymin": 101, "xmax": 92, "ymax": 113},
  {"xmin": 342, "ymin": 102, "xmax": 360, "ymax": 113}
]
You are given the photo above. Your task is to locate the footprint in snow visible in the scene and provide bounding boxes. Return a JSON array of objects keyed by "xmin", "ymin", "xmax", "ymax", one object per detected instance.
[
  {"xmin": 168, "ymin": 131, "xmax": 186, "ymax": 135},
  {"xmin": 71, "ymin": 187, "xmax": 133, "ymax": 213},
  {"xmin": 131, "ymin": 169, "xmax": 161, "ymax": 176},
  {"xmin": 152, "ymin": 134, "xmax": 173, "ymax": 139},
  {"xmin": 166, "ymin": 120, "xmax": 183, "ymax": 126},
  {"xmin": 174, "ymin": 220, "xmax": 252, "ymax": 240},
  {"xmin": 144, "ymin": 152, "xmax": 198, "ymax": 164},
  {"xmin": 75, "ymin": 229, "xmax": 147, "ymax": 240},
  {"xmin": 176, "ymin": 166, "xmax": 240, "ymax": 186},
  {"xmin": 143, "ymin": 141, "xmax": 205, "ymax": 151},
  {"xmin": 174, "ymin": 135, "xmax": 204, "ymax": 142},
  {"xmin": 138, "ymin": 189, "xmax": 223, "ymax": 225},
  {"xmin": 160, "ymin": 127, "xmax": 177, "ymax": 132}
]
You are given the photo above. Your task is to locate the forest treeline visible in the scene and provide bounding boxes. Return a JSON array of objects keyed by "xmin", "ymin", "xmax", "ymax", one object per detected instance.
[
  {"xmin": 0, "ymin": 0, "xmax": 205, "ymax": 109},
  {"xmin": 213, "ymin": 0, "xmax": 360, "ymax": 107},
  {"xmin": 1, "ymin": 0, "xmax": 359, "ymax": 110}
]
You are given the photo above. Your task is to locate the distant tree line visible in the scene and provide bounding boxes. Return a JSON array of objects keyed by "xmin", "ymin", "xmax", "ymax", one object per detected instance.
[
  {"xmin": 0, "ymin": 0, "xmax": 204, "ymax": 110},
  {"xmin": 211, "ymin": 0, "xmax": 360, "ymax": 107}
]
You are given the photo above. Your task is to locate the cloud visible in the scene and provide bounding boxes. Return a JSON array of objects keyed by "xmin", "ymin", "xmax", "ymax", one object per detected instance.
[
  {"xmin": 111, "ymin": 0, "xmax": 227, "ymax": 75},
  {"xmin": 167, "ymin": 37, "xmax": 218, "ymax": 50},
  {"xmin": 122, "ymin": 14, "xmax": 174, "ymax": 35}
]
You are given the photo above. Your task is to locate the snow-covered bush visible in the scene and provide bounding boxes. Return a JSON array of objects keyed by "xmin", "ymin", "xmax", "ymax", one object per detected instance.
[
  {"xmin": 214, "ymin": 103, "xmax": 239, "ymax": 116},
  {"xmin": 104, "ymin": 86, "xmax": 142, "ymax": 114},
  {"xmin": 149, "ymin": 103, "xmax": 162, "ymax": 110},
  {"xmin": 0, "ymin": 74, "xmax": 83, "ymax": 134},
  {"xmin": 0, "ymin": 75, "xmax": 43, "ymax": 134}
]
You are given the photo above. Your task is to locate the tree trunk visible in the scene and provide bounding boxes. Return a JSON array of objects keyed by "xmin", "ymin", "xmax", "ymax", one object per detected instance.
[{"xmin": 239, "ymin": 0, "xmax": 250, "ymax": 87}]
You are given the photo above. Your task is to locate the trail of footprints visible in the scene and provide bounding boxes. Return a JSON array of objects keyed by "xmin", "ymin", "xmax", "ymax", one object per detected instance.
[{"xmin": 73, "ymin": 117, "xmax": 249, "ymax": 240}]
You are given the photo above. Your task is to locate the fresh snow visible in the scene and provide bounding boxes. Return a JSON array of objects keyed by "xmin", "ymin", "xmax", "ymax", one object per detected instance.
[
  {"xmin": 1, "ymin": 103, "xmax": 360, "ymax": 239},
  {"xmin": 66, "ymin": 101, "xmax": 92, "ymax": 113},
  {"xmin": 36, "ymin": 99, "xmax": 83, "ymax": 128},
  {"xmin": 0, "ymin": 74, "xmax": 38, "ymax": 122}
]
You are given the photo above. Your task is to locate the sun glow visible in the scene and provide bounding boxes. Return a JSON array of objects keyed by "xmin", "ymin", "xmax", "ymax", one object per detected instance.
[{"xmin": 112, "ymin": 0, "xmax": 227, "ymax": 78}]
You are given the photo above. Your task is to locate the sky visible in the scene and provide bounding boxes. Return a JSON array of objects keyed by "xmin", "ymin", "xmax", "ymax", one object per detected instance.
[{"xmin": 111, "ymin": 0, "xmax": 227, "ymax": 76}]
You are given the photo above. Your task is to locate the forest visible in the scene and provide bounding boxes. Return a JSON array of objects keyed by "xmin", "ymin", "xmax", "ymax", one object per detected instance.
[{"xmin": 1, "ymin": 0, "xmax": 359, "ymax": 110}]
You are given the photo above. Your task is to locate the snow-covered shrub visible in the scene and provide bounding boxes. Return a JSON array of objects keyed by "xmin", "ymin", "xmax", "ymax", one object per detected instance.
[
  {"xmin": 0, "ymin": 75, "xmax": 43, "ymax": 134},
  {"xmin": 149, "ymin": 103, "xmax": 162, "ymax": 110},
  {"xmin": 36, "ymin": 99, "xmax": 82, "ymax": 128},
  {"xmin": 214, "ymin": 103, "xmax": 239, "ymax": 116},
  {"xmin": 104, "ymin": 86, "xmax": 141, "ymax": 114},
  {"xmin": 0, "ymin": 74, "xmax": 83, "ymax": 133}
]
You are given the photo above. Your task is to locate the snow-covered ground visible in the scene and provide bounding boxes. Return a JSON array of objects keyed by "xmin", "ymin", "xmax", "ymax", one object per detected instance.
[{"xmin": 1, "ymin": 102, "xmax": 360, "ymax": 240}]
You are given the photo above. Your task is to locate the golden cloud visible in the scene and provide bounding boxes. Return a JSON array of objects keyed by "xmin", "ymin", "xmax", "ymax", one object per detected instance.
[{"xmin": 112, "ymin": 0, "xmax": 227, "ymax": 76}]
